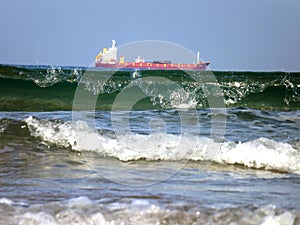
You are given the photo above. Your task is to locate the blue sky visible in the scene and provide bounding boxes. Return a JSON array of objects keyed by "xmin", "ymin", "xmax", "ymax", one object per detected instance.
[{"xmin": 1, "ymin": 0, "xmax": 299, "ymax": 71}]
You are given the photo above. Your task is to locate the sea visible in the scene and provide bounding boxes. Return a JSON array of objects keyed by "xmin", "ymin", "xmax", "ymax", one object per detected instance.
[{"xmin": 0, "ymin": 64, "xmax": 300, "ymax": 225}]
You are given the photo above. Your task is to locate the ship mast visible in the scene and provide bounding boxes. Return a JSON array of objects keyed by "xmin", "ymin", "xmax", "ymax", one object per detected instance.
[{"xmin": 111, "ymin": 39, "xmax": 116, "ymax": 49}]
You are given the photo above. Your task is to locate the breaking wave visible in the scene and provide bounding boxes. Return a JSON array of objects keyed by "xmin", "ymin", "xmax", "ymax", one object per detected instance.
[
  {"xmin": 24, "ymin": 116, "xmax": 300, "ymax": 174},
  {"xmin": 0, "ymin": 64, "xmax": 300, "ymax": 111}
]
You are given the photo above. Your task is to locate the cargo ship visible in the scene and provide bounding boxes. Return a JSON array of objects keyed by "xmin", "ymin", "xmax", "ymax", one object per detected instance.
[{"xmin": 95, "ymin": 40, "xmax": 210, "ymax": 70}]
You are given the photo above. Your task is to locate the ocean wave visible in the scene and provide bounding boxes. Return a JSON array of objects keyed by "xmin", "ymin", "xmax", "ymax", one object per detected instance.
[
  {"xmin": 0, "ymin": 64, "xmax": 300, "ymax": 110},
  {"xmin": 0, "ymin": 196, "xmax": 298, "ymax": 225},
  {"xmin": 24, "ymin": 116, "xmax": 300, "ymax": 174},
  {"xmin": 0, "ymin": 64, "xmax": 83, "ymax": 86},
  {"xmin": 32, "ymin": 65, "xmax": 83, "ymax": 87}
]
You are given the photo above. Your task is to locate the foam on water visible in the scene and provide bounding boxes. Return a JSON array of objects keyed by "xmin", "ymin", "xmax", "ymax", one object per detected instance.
[
  {"xmin": 0, "ymin": 197, "xmax": 298, "ymax": 225},
  {"xmin": 214, "ymin": 138, "xmax": 300, "ymax": 173},
  {"xmin": 24, "ymin": 116, "xmax": 300, "ymax": 174},
  {"xmin": 0, "ymin": 119, "xmax": 9, "ymax": 134}
]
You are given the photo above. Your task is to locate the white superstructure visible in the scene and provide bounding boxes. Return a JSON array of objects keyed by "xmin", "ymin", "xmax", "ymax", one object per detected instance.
[{"xmin": 95, "ymin": 40, "xmax": 118, "ymax": 64}]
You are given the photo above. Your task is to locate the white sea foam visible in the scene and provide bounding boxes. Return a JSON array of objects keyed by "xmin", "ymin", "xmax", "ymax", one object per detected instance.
[
  {"xmin": 24, "ymin": 116, "xmax": 300, "ymax": 174},
  {"xmin": 214, "ymin": 138, "xmax": 300, "ymax": 173},
  {"xmin": 0, "ymin": 197, "xmax": 298, "ymax": 225},
  {"xmin": 0, "ymin": 120, "xmax": 8, "ymax": 134},
  {"xmin": 0, "ymin": 198, "xmax": 14, "ymax": 205}
]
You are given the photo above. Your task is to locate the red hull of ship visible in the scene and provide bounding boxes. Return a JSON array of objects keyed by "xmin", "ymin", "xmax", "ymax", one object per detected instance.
[{"xmin": 95, "ymin": 62, "xmax": 209, "ymax": 71}]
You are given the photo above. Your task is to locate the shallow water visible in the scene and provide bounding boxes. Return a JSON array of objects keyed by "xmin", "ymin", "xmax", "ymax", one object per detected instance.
[{"xmin": 1, "ymin": 109, "xmax": 300, "ymax": 224}]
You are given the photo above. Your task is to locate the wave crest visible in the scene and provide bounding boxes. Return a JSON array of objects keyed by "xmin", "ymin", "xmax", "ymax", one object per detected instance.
[{"xmin": 24, "ymin": 116, "xmax": 300, "ymax": 174}]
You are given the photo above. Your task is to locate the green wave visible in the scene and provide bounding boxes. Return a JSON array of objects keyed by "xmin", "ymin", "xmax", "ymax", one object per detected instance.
[{"xmin": 0, "ymin": 64, "xmax": 299, "ymax": 111}]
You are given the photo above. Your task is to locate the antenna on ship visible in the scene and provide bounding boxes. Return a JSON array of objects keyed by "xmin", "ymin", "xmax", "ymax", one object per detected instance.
[{"xmin": 197, "ymin": 51, "xmax": 200, "ymax": 64}]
